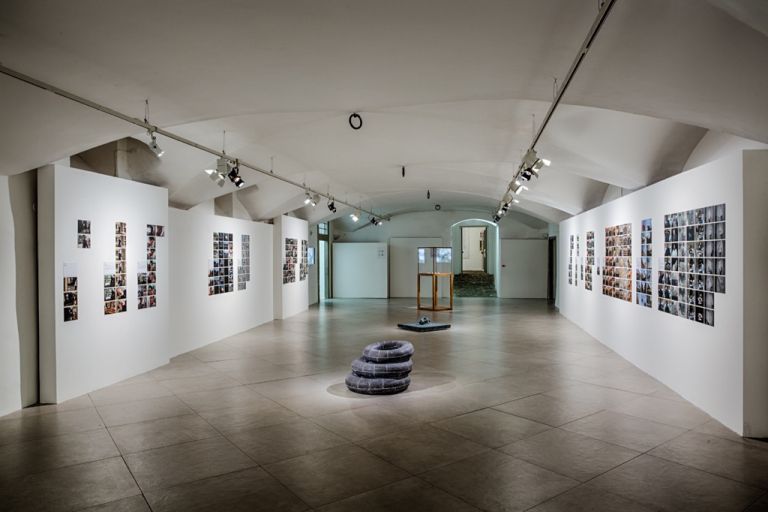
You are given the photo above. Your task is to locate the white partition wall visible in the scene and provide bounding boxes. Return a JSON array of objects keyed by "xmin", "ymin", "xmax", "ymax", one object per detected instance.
[
  {"xmin": 169, "ymin": 208, "xmax": 273, "ymax": 357},
  {"xmin": 273, "ymin": 215, "xmax": 309, "ymax": 319},
  {"xmin": 38, "ymin": 165, "xmax": 170, "ymax": 403},
  {"xmin": 0, "ymin": 177, "xmax": 22, "ymax": 416},
  {"xmin": 558, "ymin": 150, "xmax": 768, "ymax": 436},
  {"xmin": 333, "ymin": 243, "xmax": 388, "ymax": 298}
]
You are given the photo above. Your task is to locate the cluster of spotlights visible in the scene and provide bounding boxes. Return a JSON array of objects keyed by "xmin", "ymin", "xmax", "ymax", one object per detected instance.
[
  {"xmin": 204, "ymin": 157, "xmax": 245, "ymax": 189},
  {"xmin": 492, "ymin": 149, "xmax": 550, "ymax": 224}
]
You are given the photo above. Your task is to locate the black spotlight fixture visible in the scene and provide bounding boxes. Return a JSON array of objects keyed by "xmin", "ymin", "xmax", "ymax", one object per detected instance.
[
  {"xmin": 369, "ymin": 217, "xmax": 377, "ymax": 226},
  {"xmin": 349, "ymin": 112, "xmax": 363, "ymax": 130},
  {"xmin": 520, "ymin": 168, "xmax": 533, "ymax": 181},
  {"xmin": 227, "ymin": 160, "xmax": 245, "ymax": 188},
  {"xmin": 492, "ymin": 214, "xmax": 501, "ymax": 223},
  {"xmin": 327, "ymin": 200, "xmax": 337, "ymax": 213},
  {"xmin": 401, "ymin": 165, "xmax": 406, "ymax": 177}
]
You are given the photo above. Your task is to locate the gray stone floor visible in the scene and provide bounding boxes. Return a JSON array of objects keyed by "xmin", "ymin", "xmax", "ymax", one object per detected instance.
[{"xmin": 1, "ymin": 298, "xmax": 767, "ymax": 511}]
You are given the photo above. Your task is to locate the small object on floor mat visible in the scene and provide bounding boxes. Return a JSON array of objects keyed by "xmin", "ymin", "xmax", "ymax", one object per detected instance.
[
  {"xmin": 346, "ymin": 340, "xmax": 414, "ymax": 395},
  {"xmin": 397, "ymin": 316, "xmax": 451, "ymax": 332}
]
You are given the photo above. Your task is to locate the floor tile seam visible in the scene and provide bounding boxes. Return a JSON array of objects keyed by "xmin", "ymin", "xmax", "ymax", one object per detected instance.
[
  {"xmin": 561, "ymin": 376, "xmax": 654, "ymax": 398},
  {"xmin": 0, "ymin": 422, "xmax": 111, "ymax": 450},
  {"xmin": 558, "ymin": 408, "xmax": 690, "ymax": 435},
  {"xmin": 0, "ymin": 402, "xmax": 96, "ymax": 422},
  {"xmin": 90, "ymin": 392, "xmax": 178, "ymax": 408},
  {"xmin": 91, "ymin": 404, "xmax": 148, "ymax": 508},
  {"xmin": 485, "ymin": 445, "xmax": 590, "ymax": 485},
  {"xmin": 642, "ymin": 449, "xmax": 768, "ymax": 492},
  {"xmin": 112, "ymin": 430, "xmax": 225, "ymax": 457},
  {"xmin": 425, "ymin": 416, "xmax": 547, "ymax": 450},
  {"xmin": 601, "ymin": 406, "xmax": 713, "ymax": 431},
  {"xmin": 175, "ymin": 388, "xmax": 291, "ymax": 415},
  {"xmin": 742, "ymin": 490, "xmax": 768, "ymax": 511},
  {"xmin": 103, "ymin": 409, "xmax": 202, "ymax": 429}
]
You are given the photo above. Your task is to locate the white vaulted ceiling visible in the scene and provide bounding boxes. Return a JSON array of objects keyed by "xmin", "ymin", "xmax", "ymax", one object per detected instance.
[{"xmin": 0, "ymin": 0, "xmax": 766, "ymax": 223}]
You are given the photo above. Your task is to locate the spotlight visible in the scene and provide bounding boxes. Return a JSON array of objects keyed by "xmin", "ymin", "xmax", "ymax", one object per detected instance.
[
  {"xmin": 204, "ymin": 168, "xmax": 225, "ymax": 187},
  {"xmin": 514, "ymin": 184, "xmax": 528, "ymax": 195},
  {"xmin": 327, "ymin": 200, "xmax": 337, "ymax": 213},
  {"xmin": 310, "ymin": 194, "xmax": 320, "ymax": 207},
  {"xmin": 232, "ymin": 176, "xmax": 245, "ymax": 188},
  {"xmin": 512, "ymin": 198, "xmax": 520, "ymax": 204},
  {"xmin": 304, "ymin": 192, "xmax": 312, "ymax": 205},
  {"xmin": 350, "ymin": 211, "xmax": 360, "ymax": 223},
  {"xmin": 376, "ymin": 219, "xmax": 383, "ymax": 226},
  {"xmin": 520, "ymin": 169, "xmax": 533, "ymax": 181},
  {"xmin": 370, "ymin": 217, "xmax": 377, "ymax": 226},
  {"xmin": 148, "ymin": 134, "xmax": 164, "ymax": 157},
  {"xmin": 492, "ymin": 214, "xmax": 501, "ymax": 223}
]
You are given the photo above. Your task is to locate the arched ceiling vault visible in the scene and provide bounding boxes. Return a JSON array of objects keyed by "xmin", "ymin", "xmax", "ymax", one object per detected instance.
[{"xmin": 0, "ymin": 0, "xmax": 765, "ymax": 224}]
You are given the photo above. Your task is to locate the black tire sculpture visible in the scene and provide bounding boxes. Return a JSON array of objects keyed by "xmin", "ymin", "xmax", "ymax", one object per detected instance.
[{"xmin": 346, "ymin": 340, "xmax": 414, "ymax": 395}]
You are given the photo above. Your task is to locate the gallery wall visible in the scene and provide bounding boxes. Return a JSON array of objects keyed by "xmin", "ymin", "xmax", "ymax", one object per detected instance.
[
  {"xmin": 332, "ymin": 243, "xmax": 388, "ymax": 298},
  {"xmin": 389, "ymin": 237, "xmax": 442, "ymax": 298},
  {"xmin": 169, "ymin": 208, "xmax": 273, "ymax": 357},
  {"xmin": 38, "ymin": 165, "xmax": 170, "ymax": 403},
  {"xmin": 0, "ymin": 176, "xmax": 22, "ymax": 416},
  {"xmin": 499, "ymin": 239, "xmax": 548, "ymax": 298},
  {"xmin": 273, "ymin": 215, "xmax": 309, "ymax": 319},
  {"xmin": 558, "ymin": 150, "xmax": 768, "ymax": 435}
]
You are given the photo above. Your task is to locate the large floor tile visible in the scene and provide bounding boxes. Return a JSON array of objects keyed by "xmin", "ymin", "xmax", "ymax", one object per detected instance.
[
  {"xmin": 144, "ymin": 467, "xmax": 308, "ymax": 512},
  {"xmin": 124, "ymin": 436, "xmax": 256, "ymax": 490},
  {"xmin": 317, "ymin": 477, "xmax": 480, "ymax": 511},
  {"xmin": 0, "ymin": 395, "xmax": 94, "ymax": 420},
  {"xmin": 544, "ymin": 382, "xmax": 643, "ymax": 409},
  {"xmin": 108, "ymin": 414, "xmax": 219, "ymax": 454},
  {"xmin": 96, "ymin": 395, "xmax": 193, "ymax": 427},
  {"xmin": 89, "ymin": 381, "xmax": 174, "ymax": 406},
  {"xmin": 422, "ymin": 450, "xmax": 578, "ymax": 512},
  {"xmin": 78, "ymin": 495, "xmax": 151, "ymax": 511},
  {"xmin": 0, "ymin": 428, "xmax": 118, "ymax": 479},
  {"xmin": 433, "ymin": 408, "xmax": 551, "ymax": 447},
  {"xmin": 265, "ymin": 444, "xmax": 409, "ymax": 508},
  {"xmin": 493, "ymin": 393, "xmax": 604, "ymax": 427},
  {"xmin": 225, "ymin": 419, "xmax": 348, "ymax": 464},
  {"xmin": 589, "ymin": 454, "xmax": 763, "ymax": 511},
  {"xmin": 650, "ymin": 430, "xmax": 768, "ymax": 489},
  {"xmin": 199, "ymin": 402, "xmax": 300, "ymax": 433},
  {"xmin": 528, "ymin": 485, "xmax": 657, "ymax": 512},
  {"xmin": 176, "ymin": 385, "xmax": 278, "ymax": 413},
  {"xmin": 361, "ymin": 424, "xmax": 488, "ymax": 473},
  {"xmin": 0, "ymin": 457, "xmax": 139, "ymax": 511},
  {"xmin": 157, "ymin": 373, "xmax": 242, "ymax": 395},
  {"xmin": 609, "ymin": 395, "xmax": 711, "ymax": 429},
  {"xmin": 501, "ymin": 428, "xmax": 640, "ymax": 482},
  {"xmin": 561, "ymin": 410, "xmax": 686, "ymax": 452},
  {"xmin": 311, "ymin": 406, "xmax": 417, "ymax": 441},
  {"xmin": 0, "ymin": 407, "xmax": 104, "ymax": 446}
]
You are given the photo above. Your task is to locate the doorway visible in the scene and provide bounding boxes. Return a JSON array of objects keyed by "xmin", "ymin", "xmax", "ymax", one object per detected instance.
[{"xmin": 461, "ymin": 226, "xmax": 486, "ymax": 272}]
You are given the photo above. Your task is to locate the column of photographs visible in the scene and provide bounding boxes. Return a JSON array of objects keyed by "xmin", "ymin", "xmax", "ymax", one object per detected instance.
[
  {"xmin": 104, "ymin": 222, "xmax": 128, "ymax": 315},
  {"xmin": 77, "ymin": 219, "xmax": 91, "ymax": 248},
  {"xmin": 299, "ymin": 240, "xmax": 308, "ymax": 281},
  {"xmin": 138, "ymin": 224, "xmax": 164, "ymax": 309},
  {"xmin": 209, "ymin": 232, "xmax": 234, "ymax": 295},
  {"xmin": 568, "ymin": 235, "xmax": 574, "ymax": 285},
  {"xmin": 602, "ymin": 223, "xmax": 632, "ymax": 302},
  {"xmin": 636, "ymin": 218, "xmax": 653, "ymax": 308},
  {"xmin": 658, "ymin": 204, "xmax": 725, "ymax": 326},
  {"xmin": 283, "ymin": 238, "xmax": 297, "ymax": 284},
  {"xmin": 584, "ymin": 231, "xmax": 594, "ymax": 291},
  {"xmin": 64, "ymin": 276, "xmax": 78, "ymax": 321},
  {"xmin": 237, "ymin": 234, "xmax": 251, "ymax": 291},
  {"xmin": 577, "ymin": 235, "xmax": 582, "ymax": 284}
]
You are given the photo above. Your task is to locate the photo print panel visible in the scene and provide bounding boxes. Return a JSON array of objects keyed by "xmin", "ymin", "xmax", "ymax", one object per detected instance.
[
  {"xmin": 602, "ymin": 222, "xmax": 632, "ymax": 303},
  {"xmin": 636, "ymin": 218, "xmax": 653, "ymax": 308},
  {"xmin": 104, "ymin": 222, "xmax": 127, "ymax": 315},
  {"xmin": 300, "ymin": 239, "xmax": 308, "ymax": 281},
  {"xmin": 140, "ymin": 224, "xmax": 165, "ymax": 308},
  {"xmin": 283, "ymin": 238, "xmax": 297, "ymax": 284},
  {"xmin": 208, "ymin": 231, "xmax": 234, "ymax": 295},
  {"xmin": 585, "ymin": 231, "xmax": 594, "ymax": 291},
  {"xmin": 577, "ymin": 235, "xmax": 582, "ymax": 285},
  {"xmin": 63, "ymin": 262, "xmax": 78, "ymax": 322},
  {"xmin": 568, "ymin": 235, "xmax": 574, "ymax": 285},
  {"xmin": 659, "ymin": 203, "xmax": 725, "ymax": 326},
  {"xmin": 238, "ymin": 234, "xmax": 251, "ymax": 291},
  {"xmin": 77, "ymin": 219, "xmax": 91, "ymax": 249}
]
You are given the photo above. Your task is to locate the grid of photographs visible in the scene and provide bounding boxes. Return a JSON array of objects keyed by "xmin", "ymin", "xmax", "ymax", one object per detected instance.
[
  {"xmin": 577, "ymin": 235, "xmax": 582, "ymax": 284},
  {"xmin": 658, "ymin": 204, "xmax": 726, "ymax": 326},
  {"xmin": 568, "ymin": 235, "xmax": 574, "ymax": 285},
  {"xmin": 77, "ymin": 219, "xmax": 91, "ymax": 248},
  {"xmin": 238, "ymin": 234, "xmax": 251, "ymax": 291},
  {"xmin": 138, "ymin": 224, "xmax": 164, "ymax": 309},
  {"xmin": 104, "ymin": 222, "xmax": 128, "ymax": 315},
  {"xmin": 602, "ymin": 223, "xmax": 632, "ymax": 302},
  {"xmin": 209, "ymin": 232, "xmax": 234, "ymax": 295},
  {"xmin": 585, "ymin": 231, "xmax": 594, "ymax": 291},
  {"xmin": 64, "ymin": 277, "xmax": 78, "ymax": 322},
  {"xmin": 283, "ymin": 238, "xmax": 298, "ymax": 284},
  {"xmin": 636, "ymin": 218, "xmax": 653, "ymax": 308},
  {"xmin": 300, "ymin": 240, "xmax": 308, "ymax": 281}
]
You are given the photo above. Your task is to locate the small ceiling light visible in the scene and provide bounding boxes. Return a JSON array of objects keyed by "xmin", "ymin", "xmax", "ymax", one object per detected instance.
[
  {"xmin": 514, "ymin": 184, "xmax": 528, "ymax": 195},
  {"xmin": 327, "ymin": 200, "xmax": 337, "ymax": 213},
  {"xmin": 304, "ymin": 192, "xmax": 312, "ymax": 205},
  {"xmin": 148, "ymin": 133, "xmax": 164, "ymax": 157},
  {"xmin": 512, "ymin": 198, "xmax": 520, "ymax": 204},
  {"xmin": 310, "ymin": 194, "xmax": 319, "ymax": 207},
  {"xmin": 232, "ymin": 175, "xmax": 245, "ymax": 188},
  {"xmin": 350, "ymin": 211, "xmax": 360, "ymax": 222},
  {"xmin": 204, "ymin": 168, "xmax": 225, "ymax": 187},
  {"xmin": 376, "ymin": 219, "xmax": 383, "ymax": 226},
  {"xmin": 492, "ymin": 214, "xmax": 501, "ymax": 223},
  {"xmin": 225, "ymin": 160, "xmax": 245, "ymax": 188},
  {"xmin": 370, "ymin": 217, "xmax": 377, "ymax": 226}
]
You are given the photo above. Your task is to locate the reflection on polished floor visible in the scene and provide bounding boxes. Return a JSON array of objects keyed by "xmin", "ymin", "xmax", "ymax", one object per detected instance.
[{"xmin": 1, "ymin": 299, "xmax": 767, "ymax": 511}]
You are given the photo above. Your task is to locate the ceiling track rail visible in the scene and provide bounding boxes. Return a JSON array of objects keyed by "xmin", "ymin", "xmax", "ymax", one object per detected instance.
[
  {"xmin": 496, "ymin": 0, "xmax": 618, "ymax": 214},
  {"xmin": 0, "ymin": 63, "xmax": 389, "ymax": 221}
]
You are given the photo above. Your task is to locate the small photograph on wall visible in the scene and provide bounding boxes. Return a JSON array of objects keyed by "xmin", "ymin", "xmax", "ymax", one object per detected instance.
[
  {"xmin": 77, "ymin": 220, "xmax": 91, "ymax": 248},
  {"xmin": 659, "ymin": 203, "xmax": 725, "ymax": 327},
  {"xmin": 584, "ymin": 231, "xmax": 594, "ymax": 291},
  {"xmin": 602, "ymin": 223, "xmax": 632, "ymax": 303},
  {"xmin": 63, "ymin": 273, "xmax": 79, "ymax": 322}
]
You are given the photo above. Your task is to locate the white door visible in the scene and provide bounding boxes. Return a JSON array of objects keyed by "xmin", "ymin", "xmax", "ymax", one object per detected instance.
[
  {"xmin": 499, "ymin": 239, "xmax": 548, "ymax": 298},
  {"xmin": 462, "ymin": 227, "xmax": 485, "ymax": 271}
]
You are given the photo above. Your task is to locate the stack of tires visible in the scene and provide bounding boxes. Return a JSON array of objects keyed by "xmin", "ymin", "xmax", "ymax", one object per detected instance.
[{"xmin": 345, "ymin": 340, "xmax": 414, "ymax": 395}]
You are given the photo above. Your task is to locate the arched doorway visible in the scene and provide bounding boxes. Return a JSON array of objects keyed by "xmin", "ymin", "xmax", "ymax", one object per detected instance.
[{"xmin": 450, "ymin": 219, "xmax": 500, "ymax": 297}]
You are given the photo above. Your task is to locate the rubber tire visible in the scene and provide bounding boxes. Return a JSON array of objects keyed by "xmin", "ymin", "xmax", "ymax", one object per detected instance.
[
  {"xmin": 361, "ymin": 340, "xmax": 414, "ymax": 363},
  {"xmin": 351, "ymin": 357, "xmax": 412, "ymax": 379},
  {"xmin": 345, "ymin": 373, "xmax": 410, "ymax": 395}
]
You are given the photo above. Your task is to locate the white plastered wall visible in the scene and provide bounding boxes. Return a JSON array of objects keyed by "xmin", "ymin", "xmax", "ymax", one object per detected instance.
[
  {"xmin": 558, "ymin": 153, "xmax": 749, "ymax": 434},
  {"xmin": 332, "ymin": 243, "xmax": 388, "ymax": 298},
  {"xmin": 169, "ymin": 208, "xmax": 273, "ymax": 356},
  {"xmin": 273, "ymin": 215, "xmax": 309, "ymax": 319},
  {"xmin": 0, "ymin": 176, "xmax": 22, "ymax": 416},
  {"xmin": 38, "ymin": 165, "xmax": 170, "ymax": 403}
]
